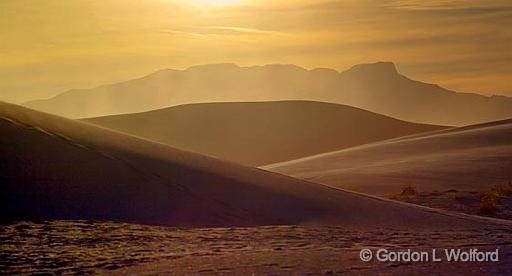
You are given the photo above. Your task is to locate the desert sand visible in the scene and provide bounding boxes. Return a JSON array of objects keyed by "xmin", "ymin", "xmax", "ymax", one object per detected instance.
[
  {"xmin": 265, "ymin": 119, "xmax": 512, "ymax": 194},
  {"xmin": 2, "ymin": 221, "xmax": 512, "ymax": 274},
  {"xmin": 85, "ymin": 101, "xmax": 445, "ymax": 166},
  {"xmin": 1, "ymin": 102, "xmax": 511, "ymax": 274},
  {"xmin": 265, "ymin": 119, "xmax": 512, "ymax": 218},
  {"xmin": 25, "ymin": 62, "xmax": 512, "ymax": 126},
  {"xmin": 2, "ymin": 101, "xmax": 503, "ymax": 229}
]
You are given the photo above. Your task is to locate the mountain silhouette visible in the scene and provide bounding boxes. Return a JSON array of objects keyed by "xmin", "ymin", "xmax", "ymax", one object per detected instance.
[{"xmin": 25, "ymin": 62, "xmax": 512, "ymax": 126}]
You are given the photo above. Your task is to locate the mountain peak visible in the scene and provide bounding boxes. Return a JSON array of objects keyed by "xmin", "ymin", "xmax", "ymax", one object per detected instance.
[
  {"xmin": 258, "ymin": 64, "xmax": 307, "ymax": 71},
  {"xmin": 346, "ymin": 61, "xmax": 398, "ymax": 76}
]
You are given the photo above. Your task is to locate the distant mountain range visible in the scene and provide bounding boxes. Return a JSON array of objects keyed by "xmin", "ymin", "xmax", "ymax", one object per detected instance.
[
  {"xmin": 85, "ymin": 101, "xmax": 445, "ymax": 166},
  {"xmin": 25, "ymin": 62, "xmax": 512, "ymax": 126}
]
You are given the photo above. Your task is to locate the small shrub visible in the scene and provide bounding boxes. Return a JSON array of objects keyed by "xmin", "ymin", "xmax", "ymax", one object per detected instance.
[
  {"xmin": 400, "ymin": 184, "xmax": 418, "ymax": 197},
  {"xmin": 491, "ymin": 184, "xmax": 510, "ymax": 197},
  {"xmin": 479, "ymin": 192, "xmax": 499, "ymax": 214}
]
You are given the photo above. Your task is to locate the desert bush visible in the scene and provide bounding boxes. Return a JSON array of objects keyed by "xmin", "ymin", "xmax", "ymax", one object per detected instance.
[
  {"xmin": 400, "ymin": 184, "xmax": 418, "ymax": 197},
  {"xmin": 491, "ymin": 184, "xmax": 510, "ymax": 197},
  {"xmin": 479, "ymin": 192, "xmax": 499, "ymax": 214}
]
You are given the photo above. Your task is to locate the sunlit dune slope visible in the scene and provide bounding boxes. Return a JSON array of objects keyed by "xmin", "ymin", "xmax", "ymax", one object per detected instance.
[
  {"xmin": 24, "ymin": 62, "xmax": 512, "ymax": 126},
  {"xmin": 265, "ymin": 119, "xmax": 512, "ymax": 195},
  {"xmin": 85, "ymin": 101, "xmax": 445, "ymax": 166},
  {"xmin": 0, "ymin": 102, "xmax": 504, "ymax": 229}
]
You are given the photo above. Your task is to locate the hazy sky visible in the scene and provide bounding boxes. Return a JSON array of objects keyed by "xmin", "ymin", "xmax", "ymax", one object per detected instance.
[{"xmin": 1, "ymin": 0, "xmax": 511, "ymax": 103}]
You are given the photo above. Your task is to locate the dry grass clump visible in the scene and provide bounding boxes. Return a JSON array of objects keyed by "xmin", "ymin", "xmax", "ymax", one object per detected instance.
[
  {"xmin": 477, "ymin": 181, "xmax": 512, "ymax": 215},
  {"xmin": 491, "ymin": 184, "xmax": 510, "ymax": 197},
  {"xmin": 400, "ymin": 184, "xmax": 418, "ymax": 197},
  {"xmin": 479, "ymin": 192, "xmax": 499, "ymax": 214},
  {"xmin": 478, "ymin": 182, "xmax": 511, "ymax": 215}
]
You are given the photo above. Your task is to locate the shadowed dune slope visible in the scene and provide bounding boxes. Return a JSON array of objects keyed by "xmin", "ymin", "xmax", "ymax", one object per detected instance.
[
  {"xmin": 24, "ymin": 62, "xmax": 512, "ymax": 126},
  {"xmin": 85, "ymin": 101, "xmax": 445, "ymax": 166},
  {"xmin": 265, "ymin": 119, "xmax": 512, "ymax": 195},
  {"xmin": 0, "ymin": 102, "xmax": 504, "ymax": 229}
]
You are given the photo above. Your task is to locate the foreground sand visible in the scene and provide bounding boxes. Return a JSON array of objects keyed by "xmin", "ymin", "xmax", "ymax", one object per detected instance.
[{"xmin": 1, "ymin": 221, "xmax": 511, "ymax": 274}]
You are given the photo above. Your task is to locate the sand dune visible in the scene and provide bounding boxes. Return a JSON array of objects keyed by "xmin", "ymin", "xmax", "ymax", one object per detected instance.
[
  {"xmin": 85, "ymin": 101, "xmax": 445, "ymax": 166},
  {"xmin": 1, "ymin": 101, "xmax": 506, "ymax": 229},
  {"xmin": 24, "ymin": 62, "xmax": 512, "ymax": 126},
  {"xmin": 265, "ymin": 119, "xmax": 512, "ymax": 196}
]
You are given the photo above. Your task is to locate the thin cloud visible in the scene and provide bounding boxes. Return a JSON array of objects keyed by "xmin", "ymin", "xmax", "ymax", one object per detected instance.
[
  {"xmin": 201, "ymin": 26, "xmax": 284, "ymax": 35},
  {"xmin": 160, "ymin": 29, "xmax": 207, "ymax": 37},
  {"xmin": 388, "ymin": 0, "xmax": 512, "ymax": 11},
  {"xmin": 161, "ymin": 26, "xmax": 283, "ymax": 37}
]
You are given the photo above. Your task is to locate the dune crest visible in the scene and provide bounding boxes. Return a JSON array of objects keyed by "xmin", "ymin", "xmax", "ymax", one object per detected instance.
[
  {"xmin": 265, "ymin": 119, "xmax": 512, "ymax": 195},
  {"xmin": 85, "ymin": 101, "xmax": 446, "ymax": 166}
]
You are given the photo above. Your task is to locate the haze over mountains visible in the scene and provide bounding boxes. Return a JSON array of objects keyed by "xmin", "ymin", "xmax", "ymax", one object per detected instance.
[
  {"xmin": 85, "ymin": 101, "xmax": 445, "ymax": 166},
  {"xmin": 25, "ymin": 62, "xmax": 512, "ymax": 126},
  {"xmin": 1, "ymin": 101, "xmax": 492, "ymax": 230},
  {"xmin": 265, "ymin": 119, "xmax": 512, "ymax": 196}
]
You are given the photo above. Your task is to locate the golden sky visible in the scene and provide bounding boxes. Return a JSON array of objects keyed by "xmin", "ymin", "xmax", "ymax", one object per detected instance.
[{"xmin": 1, "ymin": 0, "xmax": 511, "ymax": 103}]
